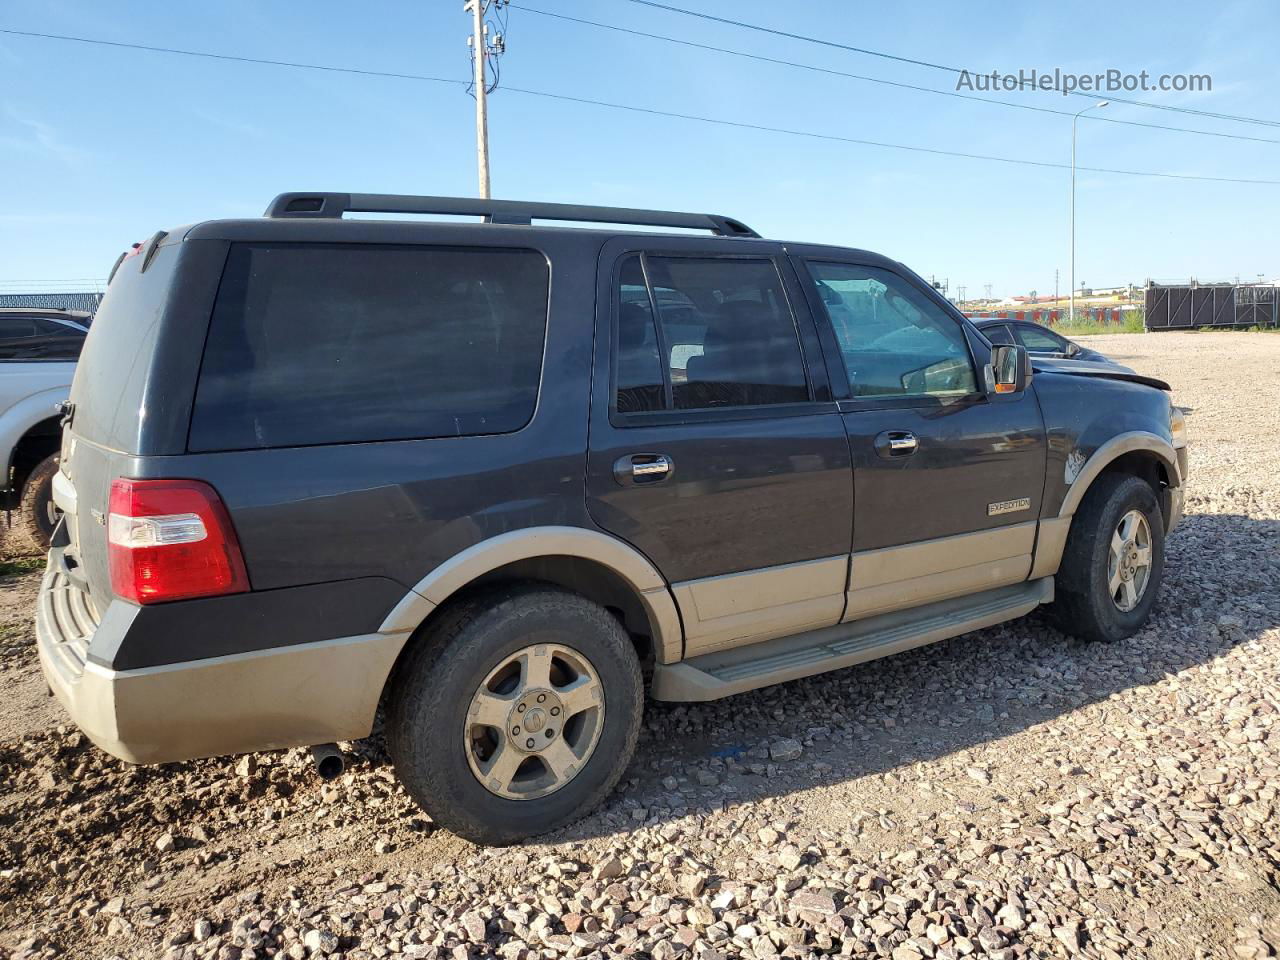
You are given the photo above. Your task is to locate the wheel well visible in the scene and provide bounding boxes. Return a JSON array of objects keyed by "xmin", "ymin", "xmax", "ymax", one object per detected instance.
[
  {"xmin": 5, "ymin": 416, "xmax": 60, "ymax": 502},
  {"xmin": 377, "ymin": 556, "xmax": 660, "ymax": 720},
  {"xmin": 1098, "ymin": 450, "xmax": 1169, "ymax": 495},
  {"xmin": 1094, "ymin": 450, "xmax": 1175, "ymax": 528},
  {"xmin": 466, "ymin": 555, "xmax": 657, "ymax": 666}
]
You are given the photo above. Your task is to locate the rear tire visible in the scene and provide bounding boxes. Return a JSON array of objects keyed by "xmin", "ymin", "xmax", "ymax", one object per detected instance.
[
  {"xmin": 387, "ymin": 585, "xmax": 643, "ymax": 845},
  {"xmin": 5, "ymin": 454, "xmax": 59, "ymax": 556},
  {"xmin": 1052, "ymin": 473, "xmax": 1164, "ymax": 643}
]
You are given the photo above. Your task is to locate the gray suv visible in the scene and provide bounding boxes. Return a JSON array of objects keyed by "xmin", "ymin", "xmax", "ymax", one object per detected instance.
[{"xmin": 38, "ymin": 193, "xmax": 1187, "ymax": 844}]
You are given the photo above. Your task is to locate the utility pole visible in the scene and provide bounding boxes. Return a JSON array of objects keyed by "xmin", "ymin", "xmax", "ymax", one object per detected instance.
[
  {"xmin": 1054, "ymin": 268, "xmax": 1059, "ymax": 305},
  {"xmin": 464, "ymin": 0, "xmax": 507, "ymax": 199},
  {"xmin": 465, "ymin": 0, "xmax": 490, "ymax": 198}
]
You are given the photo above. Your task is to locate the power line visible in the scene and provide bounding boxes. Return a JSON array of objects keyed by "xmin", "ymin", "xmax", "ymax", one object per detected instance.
[
  {"xmin": 3, "ymin": 27, "xmax": 1277, "ymax": 186},
  {"xmin": 513, "ymin": 4, "xmax": 1280, "ymax": 146},
  {"xmin": 497, "ymin": 85, "xmax": 1280, "ymax": 185},
  {"xmin": 0, "ymin": 27, "xmax": 469, "ymax": 86},
  {"xmin": 619, "ymin": 0, "xmax": 1280, "ymax": 129}
]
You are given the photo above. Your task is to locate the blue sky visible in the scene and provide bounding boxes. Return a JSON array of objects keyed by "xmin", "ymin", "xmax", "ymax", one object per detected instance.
[{"xmin": 1, "ymin": 0, "xmax": 1276, "ymax": 296}]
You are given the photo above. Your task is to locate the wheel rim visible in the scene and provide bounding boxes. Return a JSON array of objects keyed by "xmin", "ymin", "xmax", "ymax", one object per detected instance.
[
  {"xmin": 1108, "ymin": 509, "xmax": 1153, "ymax": 612},
  {"xmin": 464, "ymin": 643, "xmax": 605, "ymax": 800}
]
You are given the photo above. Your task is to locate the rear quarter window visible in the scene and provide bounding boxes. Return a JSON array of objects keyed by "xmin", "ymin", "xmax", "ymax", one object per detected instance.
[{"xmin": 189, "ymin": 243, "xmax": 550, "ymax": 451}]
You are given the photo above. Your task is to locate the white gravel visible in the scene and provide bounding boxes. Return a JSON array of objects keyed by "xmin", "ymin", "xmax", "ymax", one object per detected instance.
[{"xmin": 1, "ymin": 331, "xmax": 1278, "ymax": 960}]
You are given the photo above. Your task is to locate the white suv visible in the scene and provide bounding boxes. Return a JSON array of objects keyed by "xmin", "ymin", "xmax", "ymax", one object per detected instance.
[{"xmin": 0, "ymin": 308, "xmax": 89, "ymax": 552}]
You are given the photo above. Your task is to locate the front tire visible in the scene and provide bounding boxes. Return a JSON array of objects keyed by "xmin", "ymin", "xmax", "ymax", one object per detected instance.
[
  {"xmin": 387, "ymin": 585, "xmax": 643, "ymax": 845},
  {"xmin": 1052, "ymin": 473, "xmax": 1165, "ymax": 643}
]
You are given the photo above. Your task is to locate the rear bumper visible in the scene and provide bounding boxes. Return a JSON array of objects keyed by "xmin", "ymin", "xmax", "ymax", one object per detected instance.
[{"xmin": 37, "ymin": 566, "xmax": 410, "ymax": 764}]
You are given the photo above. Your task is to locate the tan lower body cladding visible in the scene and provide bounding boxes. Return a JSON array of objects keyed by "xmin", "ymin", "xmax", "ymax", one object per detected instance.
[
  {"xmin": 673, "ymin": 522, "xmax": 1040, "ymax": 657},
  {"xmin": 844, "ymin": 522, "xmax": 1036, "ymax": 620}
]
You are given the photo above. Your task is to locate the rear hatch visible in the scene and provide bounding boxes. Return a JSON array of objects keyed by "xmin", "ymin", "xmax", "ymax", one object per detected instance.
[{"xmin": 53, "ymin": 233, "xmax": 226, "ymax": 618}]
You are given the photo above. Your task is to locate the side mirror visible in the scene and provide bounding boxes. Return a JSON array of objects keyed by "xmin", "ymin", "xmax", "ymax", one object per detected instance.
[
  {"xmin": 987, "ymin": 344, "xmax": 1032, "ymax": 396},
  {"xmin": 1066, "ymin": 341, "xmax": 1081, "ymax": 358}
]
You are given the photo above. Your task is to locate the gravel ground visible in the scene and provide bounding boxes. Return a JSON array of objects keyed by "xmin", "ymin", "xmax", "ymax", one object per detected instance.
[{"xmin": 1, "ymin": 331, "xmax": 1278, "ymax": 960}]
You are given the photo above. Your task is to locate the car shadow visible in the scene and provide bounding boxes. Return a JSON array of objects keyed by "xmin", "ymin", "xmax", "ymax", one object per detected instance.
[{"xmin": 553, "ymin": 510, "xmax": 1280, "ymax": 843}]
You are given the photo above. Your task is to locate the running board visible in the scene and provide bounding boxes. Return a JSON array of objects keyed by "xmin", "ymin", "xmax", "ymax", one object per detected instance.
[{"xmin": 651, "ymin": 578, "xmax": 1053, "ymax": 702}]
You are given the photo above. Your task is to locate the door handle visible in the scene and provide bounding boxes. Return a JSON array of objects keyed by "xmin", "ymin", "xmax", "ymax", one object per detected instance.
[
  {"xmin": 613, "ymin": 453, "xmax": 673, "ymax": 486},
  {"xmin": 874, "ymin": 430, "xmax": 918, "ymax": 459}
]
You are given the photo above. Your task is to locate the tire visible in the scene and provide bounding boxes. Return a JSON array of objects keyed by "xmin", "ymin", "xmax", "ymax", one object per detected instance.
[
  {"xmin": 387, "ymin": 584, "xmax": 643, "ymax": 845},
  {"xmin": 6, "ymin": 454, "xmax": 60, "ymax": 556},
  {"xmin": 1051, "ymin": 472, "xmax": 1165, "ymax": 643}
]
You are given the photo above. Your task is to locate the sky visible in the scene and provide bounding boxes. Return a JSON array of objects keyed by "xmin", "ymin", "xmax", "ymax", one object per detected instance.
[{"xmin": 1, "ymin": 0, "xmax": 1277, "ymax": 298}]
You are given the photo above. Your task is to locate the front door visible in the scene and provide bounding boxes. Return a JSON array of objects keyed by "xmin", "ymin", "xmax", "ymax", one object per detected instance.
[
  {"xmin": 796, "ymin": 255, "xmax": 1047, "ymax": 621},
  {"xmin": 586, "ymin": 238, "xmax": 853, "ymax": 659}
]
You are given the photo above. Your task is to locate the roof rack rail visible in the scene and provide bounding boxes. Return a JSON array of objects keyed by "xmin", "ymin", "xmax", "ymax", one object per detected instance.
[{"xmin": 263, "ymin": 192, "xmax": 760, "ymax": 238}]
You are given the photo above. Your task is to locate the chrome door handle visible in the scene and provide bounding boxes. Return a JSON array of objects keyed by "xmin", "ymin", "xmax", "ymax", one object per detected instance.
[
  {"xmin": 613, "ymin": 453, "xmax": 673, "ymax": 485},
  {"xmin": 888, "ymin": 434, "xmax": 917, "ymax": 454},
  {"xmin": 632, "ymin": 455, "xmax": 672, "ymax": 478},
  {"xmin": 874, "ymin": 430, "xmax": 918, "ymax": 459}
]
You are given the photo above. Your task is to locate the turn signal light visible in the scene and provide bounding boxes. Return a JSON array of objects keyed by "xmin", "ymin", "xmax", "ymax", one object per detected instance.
[{"xmin": 107, "ymin": 478, "xmax": 249, "ymax": 604}]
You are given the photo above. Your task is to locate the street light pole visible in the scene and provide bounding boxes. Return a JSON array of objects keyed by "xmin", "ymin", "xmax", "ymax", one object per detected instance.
[{"xmin": 1071, "ymin": 100, "xmax": 1108, "ymax": 325}]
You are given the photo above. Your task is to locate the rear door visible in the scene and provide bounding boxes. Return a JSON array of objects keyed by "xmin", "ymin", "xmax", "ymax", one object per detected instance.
[
  {"xmin": 586, "ymin": 237, "xmax": 853, "ymax": 659},
  {"xmin": 796, "ymin": 255, "xmax": 1047, "ymax": 621}
]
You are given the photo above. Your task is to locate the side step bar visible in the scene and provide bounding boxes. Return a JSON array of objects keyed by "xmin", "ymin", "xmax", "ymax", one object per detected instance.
[{"xmin": 651, "ymin": 578, "xmax": 1053, "ymax": 702}]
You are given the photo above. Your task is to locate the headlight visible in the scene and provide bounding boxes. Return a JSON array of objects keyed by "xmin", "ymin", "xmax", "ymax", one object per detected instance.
[{"xmin": 1170, "ymin": 405, "xmax": 1187, "ymax": 449}]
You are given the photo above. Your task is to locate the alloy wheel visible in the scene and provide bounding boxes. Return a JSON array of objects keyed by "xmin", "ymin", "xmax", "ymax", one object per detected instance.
[
  {"xmin": 1108, "ymin": 509, "xmax": 1153, "ymax": 612},
  {"xmin": 463, "ymin": 643, "xmax": 605, "ymax": 800}
]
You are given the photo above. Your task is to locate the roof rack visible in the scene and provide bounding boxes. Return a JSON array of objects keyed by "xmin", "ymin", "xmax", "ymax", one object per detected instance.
[{"xmin": 263, "ymin": 192, "xmax": 760, "ymax": 238}]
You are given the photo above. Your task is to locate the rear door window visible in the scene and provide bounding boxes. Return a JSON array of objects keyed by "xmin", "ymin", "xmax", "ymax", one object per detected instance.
[
  {"xmin": 190, "ymin": 243, "xmax": 549, "ymax": 451},
  {"xmin": 613, "ymin": 255, "xmax": 809, "ymax": 413},
  {"xmin": 0, "ymin": 316, "xmax": 86, "ymax": 360}
]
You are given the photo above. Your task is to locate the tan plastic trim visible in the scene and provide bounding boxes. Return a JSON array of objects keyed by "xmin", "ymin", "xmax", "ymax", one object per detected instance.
[
  {"xmin": 379, "ymin": 526, "xmax": 683, "ymax": 664},
  {"xmin": 1029, "ymin": 515, "xmax": 1072, "ymax": 580},
  {"xmin": 1058, "ymin": 431, "xmax": 1181, "ymax": 519},
  {"xmin": 652, "ymin": 578, "xmax": 1054, "ymax": 702},
  {"xmin": 39, "ymin": 630, "xmax": 409, "ymax": 765},
  {"xmin": 845, "ymin": 523, "xmax": 1035, "ymax": 621},
  {"xmin": 672, "ymin": 556, "xmax": 847, "ymax": 658}
]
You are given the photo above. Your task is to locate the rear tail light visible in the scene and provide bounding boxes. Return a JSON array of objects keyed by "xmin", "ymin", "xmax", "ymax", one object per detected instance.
[{"xmin": 108, "ymin": 478, "xmax": 249, "ymax": 604}]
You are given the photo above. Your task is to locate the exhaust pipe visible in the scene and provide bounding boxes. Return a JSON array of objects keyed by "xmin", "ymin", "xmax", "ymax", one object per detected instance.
[{"xmin": 311, "ymin": 743, "xmax": 346, "ymax": 781}]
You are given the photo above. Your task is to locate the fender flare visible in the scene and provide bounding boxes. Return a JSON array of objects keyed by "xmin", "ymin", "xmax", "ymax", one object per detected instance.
[
  {"xmin": 1057, "ymin": 430, "xmax": 1181, "ymax": 519},
  {"xmin": 0, "ymin": 384, "xmax": 70, "ymax": 483},
  {"xmin": 378, "ymin": 526, "xmax": 683, "ymax": 664},
  {"xmin": 1029, "ymin": 431, "xmax": 1180, "ymax": 581}
]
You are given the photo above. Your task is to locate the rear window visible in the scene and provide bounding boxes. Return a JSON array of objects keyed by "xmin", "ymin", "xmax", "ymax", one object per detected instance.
[{"xmin": 189, "ymin": 243, "xmax": 549, "ymax": 451}]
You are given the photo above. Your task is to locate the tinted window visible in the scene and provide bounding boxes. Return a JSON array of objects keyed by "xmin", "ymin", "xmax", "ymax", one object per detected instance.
[
  {"xmin": 0, "ymin": 316, "xmax": 86, "ymax": 361},
  {"xmin": 981, "ymin": 323, "xmax": 1016, "ymax": 345},
  {"xmin": 0, "ymin": 318, "xmax": 37, "ymax": 340},
  {"xmin": 615, "ymin": 257, "xmax": 666, "ymax": 413},
  {"xmin": 615, "ymin": 256, "xmax": 807, "ymax": 412},
  {"xmin": 1016, "ymin": 324, "xmax": 1067, "ymax": 352},
  {"xmin": 808, "ymin": 262, "xmax": 976, "ymax": 399},
  {"xmin": 190, "ymin": 243, "xmax": 549, "ymax": 451}
]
